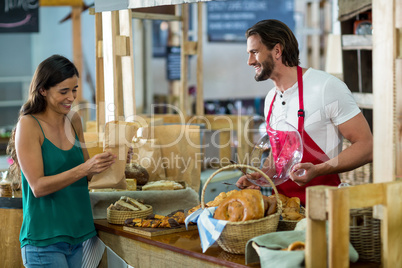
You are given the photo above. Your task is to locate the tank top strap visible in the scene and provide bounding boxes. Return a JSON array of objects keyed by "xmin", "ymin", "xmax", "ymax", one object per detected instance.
[
  {"xmin": 30, "ymin": 114, "xmax": 46, "ymax": 138},
  {"xmin": 65, "ymin": 116, "xmax": 78, "ymax": 138}
]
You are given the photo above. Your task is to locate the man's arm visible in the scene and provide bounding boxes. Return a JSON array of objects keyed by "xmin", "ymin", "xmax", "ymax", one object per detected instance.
[{"xmin": 291, "ymin": 113, "xmax": 373, "ymax": 186}]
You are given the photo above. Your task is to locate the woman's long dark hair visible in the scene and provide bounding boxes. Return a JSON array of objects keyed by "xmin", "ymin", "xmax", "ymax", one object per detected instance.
[
  {"xmin": 246, "ymin": 19, "xmax": 300, "ymax": 67},
  {"xmin": 7, "ymin": 55, "xmax": 79, "ymax": 185}
]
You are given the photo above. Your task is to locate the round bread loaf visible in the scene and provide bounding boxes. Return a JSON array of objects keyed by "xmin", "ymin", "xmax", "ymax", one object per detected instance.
[
  {"xmin": 213, "ymin": 189, "xmax": 265, "ymax": 222},
  {"xmin": 125, "ymin": 163, "xmax": 149, "ymax": 185}
]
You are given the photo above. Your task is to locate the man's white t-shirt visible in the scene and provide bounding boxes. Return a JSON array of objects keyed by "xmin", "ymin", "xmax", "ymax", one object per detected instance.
[{"xmin": 264, "ymin": 68, "xmax": 361, "ymax": 160}]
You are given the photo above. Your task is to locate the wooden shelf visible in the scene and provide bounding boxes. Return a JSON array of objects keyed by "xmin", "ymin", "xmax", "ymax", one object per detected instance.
[
  {"xmin": 342, "ymin": 34, "xmax": 372, "ymax": 50},
  {"xmin": 352, "ymin": 92, "xmax": 373, "ymax": 110}
]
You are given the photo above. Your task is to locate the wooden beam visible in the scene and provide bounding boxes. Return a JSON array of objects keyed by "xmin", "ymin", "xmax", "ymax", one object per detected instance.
[
  {"xmin": 373, "ymin": 0, "xmax": 396, "ymax": 182},
  {"xmin": 195, "ymin": 2, "xmax": 204, "ymax": 117},
  {"xmin": 327, "ymin": 188, "xmax": 350, "ymax": 268},
  {"xmin": 119, "ymin": 9, "xmax": 136, "ymax": 119},
  {"xmin": 382, "ymin": 182, "xmax": 402, "ymax": 266},
  {"xmin": 183, "ymin": 41, "xmax": 198, "ymax": 55},
  {"xmin": 132, "ymin": 12, "xmax": 182, "ymax": 21},
  {"xmin": 396, "ymin": 0, "xmax": 402, "ymax": 180},
  {"xmin": 180, "ymin": 4, "xmax": 189, "ymax": 116},
  {"xmin": 95, "ymin": 12, "xmax": 105, "ymax": 133},
  {"xmin": 305, "ymin": 186, "xmax": 328, "ymax": 268},
  {"xmin": 72, "ymin": 6, "xmax": 83, "ymax": 102}
]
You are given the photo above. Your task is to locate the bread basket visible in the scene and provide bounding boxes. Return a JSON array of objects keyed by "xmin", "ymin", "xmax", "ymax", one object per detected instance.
[
  {"xmin": 277, "ymin": 206, "xmax": 306, "ymax": 231},
  {"xmin": 107, "ymin": 204, "xmax": 153, "ymax": 225},
  {"xmin": 201, "ymin": 164, "xmax": 282, "ymax": 254}
]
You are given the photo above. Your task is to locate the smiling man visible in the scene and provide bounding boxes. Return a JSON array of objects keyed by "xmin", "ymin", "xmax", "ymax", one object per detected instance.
[{"xmin": 236, "ymin": 19, "xmax": 373, "ymax": 205}]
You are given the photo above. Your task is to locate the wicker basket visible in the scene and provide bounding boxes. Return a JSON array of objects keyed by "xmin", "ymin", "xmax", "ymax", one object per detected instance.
[
  {"xmin": 350, "ymin": 207, "xmax": 381, "ymax": 263},
  {"xmin": 339, "ymin": 139, "xmax": 373, "ymax": 185},
  {"xmin": 107, "ymin": 204, "xmax": 153, "ymax": 225},
  {"xmin": 201, "ymin": 164, "xmax": 282, "ymax": 254},
  {"xmin": 277, "ymin": 206, "xmax": 306, "ymax": 231}
]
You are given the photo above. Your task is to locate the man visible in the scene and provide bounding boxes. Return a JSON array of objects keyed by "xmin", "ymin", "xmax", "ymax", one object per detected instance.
[{"xmin": 236, "ymin": 19, "xmax": 373, "ymax": 205}]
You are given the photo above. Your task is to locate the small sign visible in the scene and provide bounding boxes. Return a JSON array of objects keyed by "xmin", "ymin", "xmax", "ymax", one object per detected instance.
[
  {"xmin": 0, "ymin": 0, "xmax": 40, "ymax": 33},
  {"xmin": 166, "ymin": 46, "xmax": 181, "ymax": 81}
]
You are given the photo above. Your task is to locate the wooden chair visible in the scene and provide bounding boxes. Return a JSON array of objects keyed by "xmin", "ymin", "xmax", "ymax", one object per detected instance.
[{"xmin": 305, "ymin": 182, "xmax": 402, "ymax": 268}]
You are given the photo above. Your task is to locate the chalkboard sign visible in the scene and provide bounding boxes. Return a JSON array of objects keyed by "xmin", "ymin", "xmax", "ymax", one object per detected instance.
[
  {"xmin": 0, "ymin": 0, "xmax": 39, "ymax": 33},
  {"xmin": 207, "ymin": 0, "xmax": 295, "ymax": 42},
  {"xmin": 166, "ymin": 46, "xmax": 181, "ymax": 81}
]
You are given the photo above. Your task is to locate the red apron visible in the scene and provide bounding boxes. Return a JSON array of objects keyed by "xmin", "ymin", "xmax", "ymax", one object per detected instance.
[{"xmin": 266, "ymin": 66, "xmax": 340, "ymax": 206}]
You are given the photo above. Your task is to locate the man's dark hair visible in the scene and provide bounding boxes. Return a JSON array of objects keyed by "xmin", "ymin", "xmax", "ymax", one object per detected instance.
[{"xmin": 246, "ymin": 19, "xmax": 300, "ymax": 67}]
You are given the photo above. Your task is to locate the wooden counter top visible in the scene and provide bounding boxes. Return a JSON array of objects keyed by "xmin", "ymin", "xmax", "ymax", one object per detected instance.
[
  {"xmin": 94, "ymin": 219, "xmax": 258, "ymax": 268},
  {"xmin": 94, "ymin": 219, "xmax": 380, "ymax": 268}
]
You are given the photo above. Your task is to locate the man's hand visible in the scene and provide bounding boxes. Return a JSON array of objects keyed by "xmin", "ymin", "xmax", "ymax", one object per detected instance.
[{"xmin": 290, "ymin": 162, "xmax": 317, "ymax": 186}]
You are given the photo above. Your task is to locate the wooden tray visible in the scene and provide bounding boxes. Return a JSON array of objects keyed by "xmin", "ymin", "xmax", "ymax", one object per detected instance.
[{"xmin": 123, "ymin": 224, "xmax": 198, "ymax": 237}]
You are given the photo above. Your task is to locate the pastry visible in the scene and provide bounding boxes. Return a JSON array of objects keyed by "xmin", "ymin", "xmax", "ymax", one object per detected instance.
[
  {"xmin": 213, "ymin": 189, "xmax": 265, "ymax": 222},
  {"xmin": 263, "ymin": 195, "xmax": 277, "ymax": 216},
  {"xmin": 287, "ymin": 241, "xmax": 305, "ymax": 251}
]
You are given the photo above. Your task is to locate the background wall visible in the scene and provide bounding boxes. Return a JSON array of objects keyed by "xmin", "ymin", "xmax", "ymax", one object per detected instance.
[{"xmin": 0, "ymin": 1, "xmax": 331, "ymax": 128}]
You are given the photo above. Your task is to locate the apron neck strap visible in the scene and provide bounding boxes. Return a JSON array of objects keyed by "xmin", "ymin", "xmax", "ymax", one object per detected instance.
[{"xmin": 297, "ymin": 66, "xmax": 304, "ymax": 133}]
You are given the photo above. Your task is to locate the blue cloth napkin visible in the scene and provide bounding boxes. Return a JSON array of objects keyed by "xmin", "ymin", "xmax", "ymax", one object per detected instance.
[{"xmin": 185, "ymin": 207, "xmax": 228, "ymax": 253}]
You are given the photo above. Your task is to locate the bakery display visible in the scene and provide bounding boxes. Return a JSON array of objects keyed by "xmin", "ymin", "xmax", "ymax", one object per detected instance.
[
  {"xmin": 108, "ymin": 196, "xmax": 149, "ymax": 211},
  {"xmin": 188, "ymin": 189, "xmax": 278, "ymax": 220},
  {"xmin": 124, "ymin": 210, "xmax": 187, "ymax": 228},
  {"xmin": 277, "ymin": 194, "xmax": 305, "ymax": 221}
]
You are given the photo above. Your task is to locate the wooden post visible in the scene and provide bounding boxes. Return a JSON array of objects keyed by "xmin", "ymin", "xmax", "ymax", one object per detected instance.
[
  {"xmin": 180, "ymin": 4, "xmax": 189, "ymax": 116},
  {"xmin": 305, "ymin": 186, "xmax": 328, "ymax": 268},
  {"xmin": 395, "ymin": 0, "xmax": 402, "ymax": 180},
  {"xmin": 196, "ymin": 2, "xmax": 204, "ymax": 117},
  {"xmin": 382, "ymin": 182, "xmax": 402, "ymax": 267},
  {"xmin": 95, "ymin": 12, "xmax": 105, "ymax": 133},
  {"xmin": 372, "ymin": 0, "xmax": 396, "ymax": 182},
  {"xmin": 72, "ymin": 6, "xmax": 83, "ymax": 102},
  {"xmin": 119, "ymin": 9, "xmax": 136, "ymax": 120},
  {"xmin": 327, "ymin": 188, "xmax": 350, "ymax": 268}
]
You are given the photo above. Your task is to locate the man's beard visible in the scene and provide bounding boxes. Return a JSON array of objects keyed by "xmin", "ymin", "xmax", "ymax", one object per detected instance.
[{"xmin": 254, "ymin": 55, "xmax": 275, "ymax": 82}]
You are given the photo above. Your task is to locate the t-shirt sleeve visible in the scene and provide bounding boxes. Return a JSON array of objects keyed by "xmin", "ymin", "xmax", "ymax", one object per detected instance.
[{"xmin": 322, "ymin": 76, "xmax": 361, "ymax": 126}]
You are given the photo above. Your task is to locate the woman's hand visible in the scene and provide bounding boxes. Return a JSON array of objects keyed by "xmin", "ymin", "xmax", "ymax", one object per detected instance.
[
  {"xmin": 290, "ymin": 162, "xmax": 317, "ymax": 186},
  {"xmin": 83, "ymin": 151, "xmax": 116, "ymax": 177}
]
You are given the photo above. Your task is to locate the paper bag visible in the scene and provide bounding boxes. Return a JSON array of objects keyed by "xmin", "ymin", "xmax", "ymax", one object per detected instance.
[
  {"xmin": 88, "ymin": 121, "xmax": 138, "ymax": 190},
  {"xmin": 131, "ymin": 138, "xmax": 166, "ymax": 181},
  {"xmin": 141, "ymin": 124, "xmax": 201, "ymax": 192}
]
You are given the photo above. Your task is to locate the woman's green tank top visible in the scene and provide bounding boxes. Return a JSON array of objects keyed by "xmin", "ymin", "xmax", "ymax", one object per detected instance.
[{"xmin": 20, "ymin": 115, "xmax": 96, "ymax": 247}]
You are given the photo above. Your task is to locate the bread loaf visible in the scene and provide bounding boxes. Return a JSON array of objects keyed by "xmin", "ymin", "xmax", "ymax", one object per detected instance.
[
  {"xmin": 213, "ymin": 189, "xmax": 265, "ymax": 222},
  {"xmin": 125, "ymin": 163, "xmax": 149, "ymax": 185}
]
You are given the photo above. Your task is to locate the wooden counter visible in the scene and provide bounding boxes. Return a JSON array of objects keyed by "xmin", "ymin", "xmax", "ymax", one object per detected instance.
[
  {"xmin": 94, "ymin": 220, "xmax": 380, "ymax": 268},
  {"xmin": 94, "ymin": 219, "xmax": 259, "ymax": 268},
  {"xmin": 0, "ymin": 197, "xmax": 23, "ymax": 268}
]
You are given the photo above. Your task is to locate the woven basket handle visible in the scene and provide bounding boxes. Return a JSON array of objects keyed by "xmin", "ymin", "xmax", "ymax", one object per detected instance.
[{"xmin": 201, "ymin": 164, "xmax": 281, "ymax": 210}]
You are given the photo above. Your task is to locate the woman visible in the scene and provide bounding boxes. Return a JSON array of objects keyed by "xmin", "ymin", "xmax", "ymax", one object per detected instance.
[{"xmin": 7, "ymin": 54, "xmax": 115, "ymax": 267}]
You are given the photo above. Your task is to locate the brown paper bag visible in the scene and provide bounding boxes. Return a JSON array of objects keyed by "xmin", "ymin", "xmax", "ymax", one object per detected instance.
[
  {"xmin": 88, "ymin": 121, "xmax": 138, "ymax": 190},
  {"xmin": 141, "ymin": 124, "xmax": 202, "ymax": 192},
  {"xmin": 131, "ymin": 138, "xmax": 166, "ymax": 181}
]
